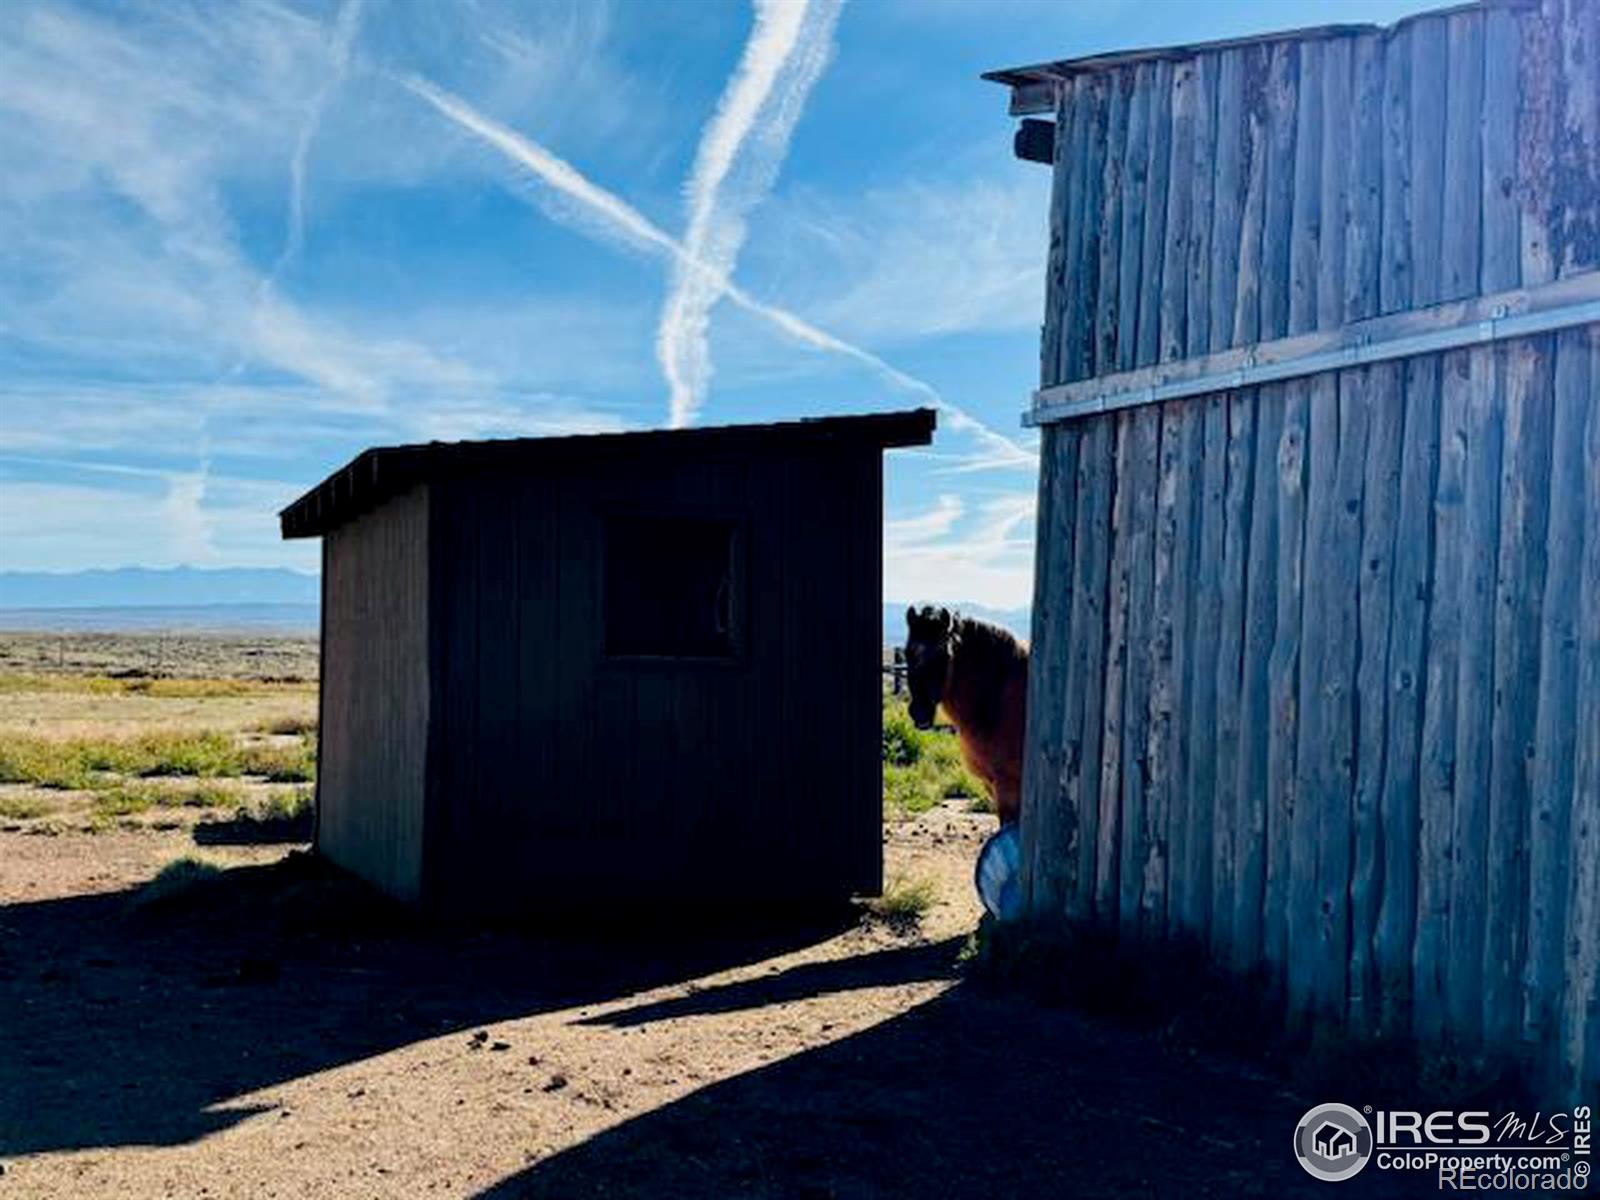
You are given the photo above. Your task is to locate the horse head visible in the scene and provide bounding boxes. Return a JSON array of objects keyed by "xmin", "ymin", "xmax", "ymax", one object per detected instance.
[{"xmin": 903, "ymin": 604, "xmax": 953, "ymax": 730}]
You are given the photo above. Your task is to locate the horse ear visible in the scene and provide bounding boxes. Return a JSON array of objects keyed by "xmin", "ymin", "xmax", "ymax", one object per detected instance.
[
  {"xmin": 937, "ymin": 606, "xmax": 951, "ymax": 631},
  {"xmin": 906, "ymin": 605, "xmax": 917, "ymax": 628}
]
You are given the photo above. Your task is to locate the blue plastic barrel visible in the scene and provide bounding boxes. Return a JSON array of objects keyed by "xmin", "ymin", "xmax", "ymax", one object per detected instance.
[{"xmin": 974, "ymin": 823, "xmax": 1023, "ymax": 921}]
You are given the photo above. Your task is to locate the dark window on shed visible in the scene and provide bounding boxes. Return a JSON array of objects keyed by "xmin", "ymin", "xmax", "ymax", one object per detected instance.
[{"xmin": 605, "ymin": 515, "xmax": 740, "ymax": 659}]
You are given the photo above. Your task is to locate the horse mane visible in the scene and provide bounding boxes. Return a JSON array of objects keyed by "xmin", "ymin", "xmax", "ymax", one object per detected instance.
[{"xmin": 947, "ymin": 614, "xmax": 1028, "ymax": 737}]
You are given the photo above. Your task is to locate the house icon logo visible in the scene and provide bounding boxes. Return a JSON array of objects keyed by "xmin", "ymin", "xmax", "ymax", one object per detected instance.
[{"xmin": 1295, "ymin": 1103, "xmax": 1374, "ymax": 1182}]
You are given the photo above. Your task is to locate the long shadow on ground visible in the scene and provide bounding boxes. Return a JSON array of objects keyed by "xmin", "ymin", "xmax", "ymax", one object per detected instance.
[
  {"xmin": 0, "ymin": 853, "xmax": 867, "ymax": 1155},
  {"xmin": 487, "ymin": 976, "xmax": 1422, "ymax": 1200}
]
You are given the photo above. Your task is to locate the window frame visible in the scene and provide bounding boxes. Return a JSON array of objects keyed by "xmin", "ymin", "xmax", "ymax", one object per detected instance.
[{"xmin": 598, "ymin": 506, "xmax": 749, "ymax": 668}]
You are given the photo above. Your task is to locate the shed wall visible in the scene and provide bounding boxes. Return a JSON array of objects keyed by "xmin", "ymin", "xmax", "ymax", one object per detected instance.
[
  {"xmin": 1022, "ymin": 0, "xmax": 1600, "ymax": 1096},
  {"xmin": 423, "ymin": 445, "xmax": 883, "ymax": 914},
  {"xmin": 319, "ymin": 485, "xmax": 431, "ymax": 903}
]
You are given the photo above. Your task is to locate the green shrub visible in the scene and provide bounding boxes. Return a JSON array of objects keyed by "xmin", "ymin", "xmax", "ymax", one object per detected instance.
[
  {"xmin": 238, "ymin": 740, "xmax": 316, "ymax": 782},
  {"xmin": 881, "ymin": 706, "xmax": 923, "ymax": 767},
  {"xmin": 0, "ymin": 730, "xmax": 317, "ymax": 789},
  {"xmin": 0, "ymin": 794, "xmax": 53, "ymax": 820},
  {"xmin": 881, "ymin": 697, "xmax": 987, "ymax": 816}
]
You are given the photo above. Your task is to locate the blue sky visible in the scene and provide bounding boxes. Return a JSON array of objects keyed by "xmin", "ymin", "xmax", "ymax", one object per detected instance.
[{"xmin": 0, "ymin": 0, "xmax": 1438, "ymax": 607}]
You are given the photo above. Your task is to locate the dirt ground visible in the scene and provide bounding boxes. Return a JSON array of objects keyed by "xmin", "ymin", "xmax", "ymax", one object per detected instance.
[
  {"xmin": 0, "ymin": 634, "xmax": 1420, "ymax": 1198},
  {"xmin": 0, "ymin": 809, "xmax": 1425, "ymax": 1199}
]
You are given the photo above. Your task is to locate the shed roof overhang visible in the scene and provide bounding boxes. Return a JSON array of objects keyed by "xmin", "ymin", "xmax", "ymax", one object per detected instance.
[{"xmin": 279, "ymin": 408, "xmax": 936, "ymax": 540}]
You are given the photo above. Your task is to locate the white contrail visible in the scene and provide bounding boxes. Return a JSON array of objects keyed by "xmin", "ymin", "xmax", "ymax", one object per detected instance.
[
  {"xmin": 273, "ymin": 0, "xmax": 366, "ymax": 284},
  {"xmin": 659, "ymin": 0, "xmax": 841, "ymax": 427},
  {"xmin": 398, "ymin": 74, "xmax": 1036, "ymax": 470}
]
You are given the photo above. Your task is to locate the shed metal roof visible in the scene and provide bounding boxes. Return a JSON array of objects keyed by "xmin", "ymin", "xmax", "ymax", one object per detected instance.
[
  {"xmin": 280, "ymin": 407, "xmax": 936, "ymax": 539},
  {"xmin": 983, "ymin": 0, "xmax": 1521, "ymax": 115}
]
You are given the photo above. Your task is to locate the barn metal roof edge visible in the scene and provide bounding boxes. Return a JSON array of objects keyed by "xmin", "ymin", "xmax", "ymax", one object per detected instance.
[
  {"xmin": 279, "ymin": 407, "xmax": 937, "ymax": 539},
  {"xmin": 983, "ymin": 0, "xmax": 1534, "ymax": 115}
]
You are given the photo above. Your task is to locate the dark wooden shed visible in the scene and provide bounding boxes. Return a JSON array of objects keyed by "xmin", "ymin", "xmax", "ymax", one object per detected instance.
[{"xmin": 280, "ymin": 409, "xmax": 935, "ymax": 916}]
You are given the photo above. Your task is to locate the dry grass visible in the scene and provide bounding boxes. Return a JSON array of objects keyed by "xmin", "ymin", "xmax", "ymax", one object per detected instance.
[{"xmin": 868, "ymin": 874, "xmax": 938, "ymax": 923}]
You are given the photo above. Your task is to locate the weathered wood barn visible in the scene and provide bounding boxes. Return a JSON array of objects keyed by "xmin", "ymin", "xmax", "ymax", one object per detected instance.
[
  {"xmin": 280, "ymin": 409, "xmax": 935, "ymax": 916},
  {"xmin": 989, "ymin": 0, "xmax": 1599, "ymax": 1094}
]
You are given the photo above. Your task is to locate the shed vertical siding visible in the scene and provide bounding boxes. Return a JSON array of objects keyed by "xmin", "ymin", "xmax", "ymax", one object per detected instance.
[
  {"xmin": 318, "ymin": 485, "xmax": 430, "ymax": 903},
  {"xmin": 1020, "ymin": 0, "xmax": 1600, "ymax": 1095},
  {"xmin": 424, "ymin": 446, "xmax": 882, "ymax": 915}
]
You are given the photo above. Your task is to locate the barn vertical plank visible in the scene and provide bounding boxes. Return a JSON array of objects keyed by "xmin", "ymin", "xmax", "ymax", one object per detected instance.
[
  {"xmin": 1096, "ymin": 414, "xmax": 1134, "ymax": 924},
  {"xmin": 1516, "ymin": 1, "xmax": 1558, "ymax": 290},
  {"xmin": 1148, "ymin": 400, "xmax": 1188, "ymax": 933},
  {"xmin": 1209, "ymin": 49, "xmax": 1246, "ymax": 351},
  {"xmin": 1409, "ymin": 16, "xmax": 1448, "ymax": 308},
  {"xmin": 1207, "ymin": 46, "xmax": 1251, "ymax": 964},
  {"xmin": 1073, "ymin": 76, "xmax": 1110, "ymax": 382},
  {"xmin": 1056, "ymin": 77, "xmax": 1094, "ymax": 385},
  {"xmin": 1481, "ymin": 6, "xmax": 1521, "ymax": 296},
  {"xmin": 1416, "ymin": 350, "xmax": 1470, "ymax": 1044},
  {"xmin": 1344, "ymin": 35, "xmax": 1384, "ymax": 323},
  {"xmin": 1123, "ymin": 406, "xmax": 1162, "ymax": 933},
  {"xmin": 1340, "ymin": 33, "xmax": 1389, "ymax": 1029},
  {"xmin": 1557, "ymin": 0, "xmax": 1598, "ymax": 279},
  {"xmin": 1258, "ymin": 41, "xmax": 1298, "ymax": 343},
  {"xmin": 1350, "ymin": 359, "xmax": 1402, "ymax": 1031},
  {"xmin": 1264, "ymin": 36, "xmax": 1316, "ymax": 983},
  {"xmin": 1561, "ymin": 328, "xmax": 1600, "ymax": 1095},
  {"xmin": 1181, "ymin": 55, "xmax": 1214, "ymax": 361},
  {"xmin": 1024, "ymin": 425, "xmax": 1079, "ymax": 915},
  {"xmin": 1446, "ymin": 344, "xmax": 1504, "ymax": 1052},
  {"xmin": 1040, "ymin": 80, "xmax": 1069, "ymax": 384},
  {"xmin": 1021, "ymin": 425, "xmax": 1061, "ymax": 913},
  {"xmin": 1231, "ymin": 72, "xmax": 1267, "ymax": 347},
  {"xmin": 1314, "ymin": 36, "xmax": 1351, "ymax": 330},
  {"xmin": 1117, "ymin": 64, "xmax": 1153, "ymax": 372},
  {"xmin": 1196, "ymin": 56, "xmax": 1228, "ymax": 953},
  {"xmin": 1068, "ymin": 417, "xmax": 1115, "ymax": 919},
  {"xmin": 1311, "ymin": 364, "xmax": 1367, "ymax": 1024},
  {"xmin": 1277, "ymin": 34, "xmax": 1321, "ymax": 1009},
  {"xmin": 1234, "ymin": 384, "xmax": 1279, "ymax": 971},
  {"xmin": 1483, "ymin": 335, "xmax": 1553, "ymax": 1050},
  {"xmin": 1212, "ymin": 388, "xmax": 1254, "ymax": 964},
  {"xmin": 1288, "ymin": 40, "xmax": 1323, "ymax": 338},
  {"xmin": 1377, "ymin": 356, "xmax": 1440, "ymax": 1035},
  {"xmin": 1266, "ymin": 377, "xmax": 1308, "ymax": 986},
  {"xmin": 1289, "ymin": 358, "xmax": 1337, "ymax": 1023},
  {"xmin": 1149, "ymin": 55, "xmax": 1196, "ymax": 936},
  {"xmin": 1526, "ymin": 329, "xmax": 1589, "ymax": 1048},
  {"xmin": 1379, "ymin": 27, "xmax": 1413, "ymax": 316},
  {"xmin": 1094, "ymin": 70, "xmax": 1129, "ymax": 377},
  {"xmin": 1136, "ymin": 59, "xmax": 1175, "ymax": 369},
  {"xmin": 1441, "ymin": 11, "xmax": 1485, "ymax": 302},
  {"xmin": 1182, "ymin": 294, "xmax": 1223, "ymax": 946},
  {"xmin": 1234, "ymin": 47, "xmax": 1288, "ymax": 972}
]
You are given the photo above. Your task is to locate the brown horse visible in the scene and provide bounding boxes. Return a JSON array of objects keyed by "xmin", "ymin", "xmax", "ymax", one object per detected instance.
[{"xmin": 903, "ymin": 605, "xmax": 1028, "ymax": 825}]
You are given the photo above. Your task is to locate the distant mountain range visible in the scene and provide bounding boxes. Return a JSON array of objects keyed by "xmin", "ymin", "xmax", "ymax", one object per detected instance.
[
  {"xmin": 881, "ymin": 602, "xmax": 1030, "ymax": 648},
  {"xmin": 0, "ymin": 569, "xmax": 1029, "ymax": 645},
  {"xmin": 0, "ymin": 567, "xmax": 319, "ymax": 609}
]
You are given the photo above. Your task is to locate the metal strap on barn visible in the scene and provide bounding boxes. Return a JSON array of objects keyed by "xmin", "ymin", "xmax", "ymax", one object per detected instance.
[{"xmin": 1025, "ymin": 270, "xmax": 1600, "ymax": 427}]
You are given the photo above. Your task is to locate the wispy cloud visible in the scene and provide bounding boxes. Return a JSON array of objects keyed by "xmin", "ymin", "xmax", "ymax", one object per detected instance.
[
  {"xmin": 400, "ymin": 73, "xmax": 1035, "ymax": 471},
  {"xmin": 659, "ymin": 0, "xmax": 841, "ymax": 427},
  {"xmin": 271, "ymin": 0, "xmax": 366, "ymax": 284},
  {"xmin": 884, "ymin": 491, "xmax": 1036, "ymax": 609},
  {"xmin": 762, "ymin": 178, "xmax": 1048, "ymax": 346}
]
